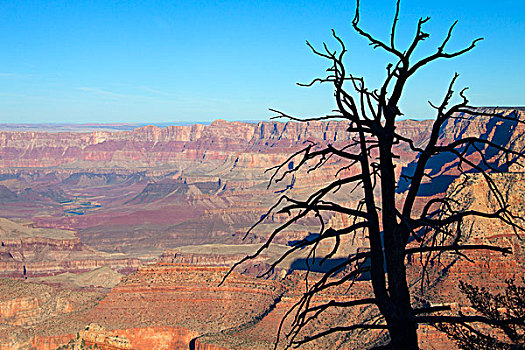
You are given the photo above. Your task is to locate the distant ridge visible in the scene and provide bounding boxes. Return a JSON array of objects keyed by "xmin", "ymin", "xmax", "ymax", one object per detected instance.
[
  {"xmin": 3, "ymin": 108, "xmax": 522, "ymax": 133},
  {"xmin": 0, "ymin": 122, "xmax": 212, "ymax": 132}
]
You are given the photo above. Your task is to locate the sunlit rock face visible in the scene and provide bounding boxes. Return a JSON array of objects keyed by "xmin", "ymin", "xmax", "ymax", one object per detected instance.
[{"xmin": 0, "ymin": 118, "xmax": 432, "ymax": 168}]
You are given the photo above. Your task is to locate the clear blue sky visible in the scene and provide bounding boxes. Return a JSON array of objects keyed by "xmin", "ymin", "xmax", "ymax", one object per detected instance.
[{"xmin": 0, "ymin": 0, "xmax": 523, "ymax": 123}]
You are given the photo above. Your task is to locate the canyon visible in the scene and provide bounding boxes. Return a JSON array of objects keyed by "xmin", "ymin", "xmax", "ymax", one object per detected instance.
[{"xmin": 0, "ymin": 108, "xmax": 523, "ymax": 349}]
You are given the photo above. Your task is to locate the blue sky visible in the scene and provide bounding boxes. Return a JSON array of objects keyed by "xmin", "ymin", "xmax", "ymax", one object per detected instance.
[{"xmin": 0, "ymin": 0, "xmax": 523, "ymax": 123}]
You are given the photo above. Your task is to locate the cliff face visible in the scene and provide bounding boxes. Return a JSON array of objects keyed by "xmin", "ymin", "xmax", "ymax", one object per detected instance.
[
  {"xmin": 429, "ymin": 172, "xmax": 524, "ymax": 293},
  {"xmin": 0, "ymin": 119, "xmax": 433, "ymax": 168},
  {"xmin": 1, "ymin": 263, "xmax": 284, "ymax": 350},
  {"xmin": 0, "ymin": 256, "xmax": 371, "ymax": 349},
  {"xmin": 400, "ymin": 108, "xmax": 525, "ymax": 197},
  {"xmin": 91, "ymin": 264, "xmax": 284, "ymax": 335},
  {"xmin": 0, "ymin": 278, "xmax": 100, "ymax": 327}
]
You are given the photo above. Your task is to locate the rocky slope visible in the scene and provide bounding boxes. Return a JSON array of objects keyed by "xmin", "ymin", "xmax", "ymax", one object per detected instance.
[
  {"xmin": 0, "ymin": 278, "xmax": 104, "ymax": 349},
  {"xmin": 1, "ymin": 261, "xmax": 372, "ymax": 349}
]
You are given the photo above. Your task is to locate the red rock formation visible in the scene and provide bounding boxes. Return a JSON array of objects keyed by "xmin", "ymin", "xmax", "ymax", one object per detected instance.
[
  {"xmin": 30, "ymin": 325, "xmax": 200, "ymax": 350},
  {"xmin": 0, "ymin": 117, "xmax": 434, "ymax": 169},
  {"xmin": 119, "ymin": 326, "xmax": 198, "ymax": 350},
  {"xmin": 90, "ymin": 264, "xmax": 284, "ymax": 335}
]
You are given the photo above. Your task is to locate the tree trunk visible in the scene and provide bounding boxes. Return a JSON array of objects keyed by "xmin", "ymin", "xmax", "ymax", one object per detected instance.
[
  {"xmin": 388, "ymin": 318, "xmax": 419, "ymax": 350},
  {"xmin": 386, "ymin": 227, "xmax": 419, "ymax": 349}
]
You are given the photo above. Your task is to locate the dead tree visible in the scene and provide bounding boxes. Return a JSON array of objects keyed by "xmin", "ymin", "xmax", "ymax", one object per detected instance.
[{"xmin": 222, "ymin": 0, "xmax": 524, "ymax": 349}]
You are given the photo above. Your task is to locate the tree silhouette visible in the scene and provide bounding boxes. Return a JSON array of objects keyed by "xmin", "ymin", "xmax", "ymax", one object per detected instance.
[{"xmin": 222, "ymin": 0, "xmax": 524, "ymax": 349}]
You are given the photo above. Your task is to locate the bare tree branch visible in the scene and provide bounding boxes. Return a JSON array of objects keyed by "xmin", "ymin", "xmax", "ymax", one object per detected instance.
[{"xmin": 223, "ymin": 1, "xmax": 524, "ymax": 349}]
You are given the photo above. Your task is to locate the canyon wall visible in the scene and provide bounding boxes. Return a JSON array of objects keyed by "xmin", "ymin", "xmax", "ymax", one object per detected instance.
[
  {"xmin": 0, "ymin": 109, "xmax": 521, "ymax": 258},
  {"xmin": 0, "ymin": 118, "xmax": 434, "ymax": 169}
]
